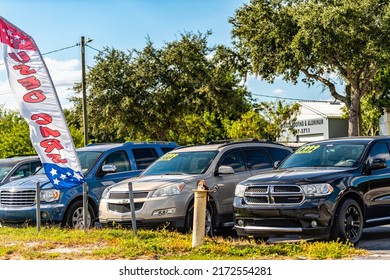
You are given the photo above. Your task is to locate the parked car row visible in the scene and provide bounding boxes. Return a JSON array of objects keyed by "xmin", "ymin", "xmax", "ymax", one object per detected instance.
[
  {"xmin": 2, "ymin": 136, "xmax": 390, "ymax": 245},
  {"xmin": 0, "ymin": 141, "xmax": 179, "ymax": 228}
]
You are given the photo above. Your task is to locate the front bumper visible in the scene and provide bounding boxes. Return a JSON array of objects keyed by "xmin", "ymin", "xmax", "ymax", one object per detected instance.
[
  {"xmin": 98, "ymin": 193, "xmax": 191, "ymax": 229},
  {"xmin": 0, "ymin": 204, "xmax": 66, "ymax": 225},
  {"xmin": 233, "ymin": 196, "xmax": 334, "ymax": 239}
]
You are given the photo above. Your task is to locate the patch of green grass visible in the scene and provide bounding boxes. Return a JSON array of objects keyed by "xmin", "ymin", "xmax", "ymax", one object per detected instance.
[{"xmin": 0, "ymin": 226, "xmax": 366, "ymax": 260}]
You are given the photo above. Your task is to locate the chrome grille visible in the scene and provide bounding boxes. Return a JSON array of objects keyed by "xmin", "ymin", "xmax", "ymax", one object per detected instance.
[
  {"xmin": 0, "ymin": 190, "xmax": 36, "ymax": 206},
  {"xmin": 108, "ymin": 202, "xmax": 144, "ymax": 213},
  {"xmin": 244, "ymin": 185, "xmax": 303, "ymax": 205},
  {"xmin": 109, "ymin": 192, "xmax": 149, "ymax": 199}
]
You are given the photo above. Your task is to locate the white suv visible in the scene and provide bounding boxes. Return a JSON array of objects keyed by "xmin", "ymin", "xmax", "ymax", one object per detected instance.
[{"xmin": 98, "ymin": 140, "xmax": 292, "ymax": 234}]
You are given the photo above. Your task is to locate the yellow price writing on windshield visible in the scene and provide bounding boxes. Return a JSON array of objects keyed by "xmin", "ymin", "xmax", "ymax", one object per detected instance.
[
  {"xmin": 295, "ymin": 145, "xmax": 320, "ymax": 154},
  {"xmin": 159, "ymin": 153, "xmax": 178, "ymax": 161}
]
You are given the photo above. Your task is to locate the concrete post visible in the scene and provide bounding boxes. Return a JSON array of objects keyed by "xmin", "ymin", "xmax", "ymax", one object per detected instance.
[{"xmin": 192, "ymin": 180, "xmax": 209, "ymax": 248}]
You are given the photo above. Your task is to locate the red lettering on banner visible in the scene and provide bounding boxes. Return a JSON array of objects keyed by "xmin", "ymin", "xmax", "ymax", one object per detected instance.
[
  {"xmin": 40, "ymin": 126, "xmax": 61, "ymax": 138},
  {"xmin": 18, "ymin": 76, "xmax": 41, "ymax": 90},
  {"xmin": 40, "ymin": 139, "xmax": 64, "ymax": 153},
  {"xmin": 23, "ymin": 90, "xmax": 46, "ymax": 103},
  {"xmin": 47, "ymin": 154, "xmax": 67, "ymax": 164},
  {"xmin": 31, "ymin": 113, "xmax": 52, "ymax": 125},
  {"xmin": 13, "ymin": 65, "xmax": 36, "ymax": 75},
  {"xmin": 8, "ymin": 51, "xmax": 31, "ymax": 64}
]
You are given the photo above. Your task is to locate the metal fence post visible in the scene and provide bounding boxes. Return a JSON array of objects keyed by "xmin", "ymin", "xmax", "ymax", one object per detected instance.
[
  {"xmin": 128, "ymin": 182, "xmax": 137, "ymax": 235},
  {"xmin": 36, "ymin": 181, "xmax": 41, "ymax": 233},
  {"xmin": 83, "ymin": 182, "xmax": 89, "ymax": 232}
]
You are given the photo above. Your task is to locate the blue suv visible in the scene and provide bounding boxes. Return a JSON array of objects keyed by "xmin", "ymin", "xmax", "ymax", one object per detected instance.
[{"xmin": 0, "ymin": 142, "xmax": 178, "ymax": 228}]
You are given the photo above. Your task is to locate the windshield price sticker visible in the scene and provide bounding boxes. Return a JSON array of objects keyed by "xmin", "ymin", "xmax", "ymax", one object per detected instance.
[
  {"xmin": 295, "ymin": 145, "xmax": 320, "ymax": 154},
  {"xmin": 159, "ymin": 153, "xmax": 178, "ymax": 161}
]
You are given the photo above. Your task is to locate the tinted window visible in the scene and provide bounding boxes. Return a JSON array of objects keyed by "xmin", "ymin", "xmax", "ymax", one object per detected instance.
[
  {"xmin": 14, "ymin": 161, "xmax": 42, "ymax": 177},
  {"xmin": 369, "ymin": 142, "xmax": 389, "ymax": 159},
  {"xmin": 103, "ymin": 151, "xmax": 131, "ymax": 172},
  {"xmin": 220, "ymin": 150, "xmax": 246, "ymax": 172},
  {"xmin": 161, "ymin": 147, "xmax": 176, "ymax": 154},
  {"xmin": 132, "ymin": 148, "xmax": 159, "ymax": 170},
  {"xmin": 268, "ymin": 147, "xmax": 292, "ymax": 162},
  {"xmin": 244, "ymin": 149, "xmax": 272, "ymax": 170}
]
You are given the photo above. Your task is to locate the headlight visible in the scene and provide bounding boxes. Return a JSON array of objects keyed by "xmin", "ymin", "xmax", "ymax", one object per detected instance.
[
  {"xmin": 301, "ymin": 183, "xmax": 333, "ymax": 196},
  {"xmin": 152, "ymin": 182, "xmax": 185, "ymax": 197},
  {"xmin": 40, "ymin": 189, "xmax": 60, "ymax": 202},
  {"xmin": 235, "ymin": 184, "xmax": 247, "ymax": 197},
  {"xmin": 101, "ymin": 186, "xmax": 113, "ymax": 199}
]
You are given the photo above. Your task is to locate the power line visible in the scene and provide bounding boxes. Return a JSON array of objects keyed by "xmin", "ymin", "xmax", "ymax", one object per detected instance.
[
  {"xmin": 41, "ymin": 44, "xmax": 79, "ymax": 56},
  {"xmin": 251, "ymin": 93, "xmax": 328, "ymax": 103}
]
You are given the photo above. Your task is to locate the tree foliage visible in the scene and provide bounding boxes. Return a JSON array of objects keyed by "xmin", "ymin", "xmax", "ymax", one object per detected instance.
[
  {"xmin": 230, "ymin": 0, "xmax": 390, "ymax": 136},
  {"xmin": 0, "ymin": 106, "xmax": 35, "ymax": 157},
  {"xmin": 71, "ymin": 32, "xmax": 251, "ymax": 145},
  {"xmin": 225, "ymin": 100, "xmax": 300, "ymax": 141}
]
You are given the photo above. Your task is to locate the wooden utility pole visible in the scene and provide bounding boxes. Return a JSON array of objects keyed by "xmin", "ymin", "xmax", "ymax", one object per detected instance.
[{"xmin": 81, "ymin": 36, "xmax": 88, "ymax": 146}]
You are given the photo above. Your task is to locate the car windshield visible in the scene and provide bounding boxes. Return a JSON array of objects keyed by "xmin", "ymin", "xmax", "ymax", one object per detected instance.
[
  {"xmin": 142, "ymin": 151, "xmax": 217, "ymax": 176},
  {"xmin": 280, "ymin": 143, "xmax": 367, "ymax": 168},
  {"xmin": 0, "ymin": 162, "xmax": 15, "ymax": 181},
  {"xmin": 35, "ymin": 151, "xmax": 103, "ymax": 175}
]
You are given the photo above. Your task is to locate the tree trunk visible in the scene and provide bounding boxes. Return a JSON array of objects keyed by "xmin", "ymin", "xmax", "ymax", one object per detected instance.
[{"xmin": 348, "ymin": 92, "xmax": 361, "ymax": 136}]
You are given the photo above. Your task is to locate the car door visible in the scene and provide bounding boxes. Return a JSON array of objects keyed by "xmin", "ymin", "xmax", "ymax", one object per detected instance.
[
  {"xmin": 365, "ymin": 141, "xmax": 390, "ymax": 221},
  {"xmin": 244, "ymin": 147, "xmax": 274, "ymax": 176},
  {"xmin": 213, "ymin": 149, "xmax": 251, "ymax": 216},
  {"xmin": 88, "ymin": 150, "xmax": 141, "ymax": 199}
]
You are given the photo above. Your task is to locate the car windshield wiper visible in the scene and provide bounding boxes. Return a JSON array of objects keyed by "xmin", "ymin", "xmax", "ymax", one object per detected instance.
[{"xmin": 164, "ymin": 172, "xmax": 188, "ymax": 175}]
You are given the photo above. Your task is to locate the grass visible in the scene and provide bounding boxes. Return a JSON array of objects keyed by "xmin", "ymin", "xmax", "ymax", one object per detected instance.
[{"xmin": 0, "ymin": 226, "xmax": 366, "ymax": 260}]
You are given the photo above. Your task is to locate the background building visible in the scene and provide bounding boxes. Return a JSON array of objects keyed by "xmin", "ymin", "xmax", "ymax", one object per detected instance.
[{"xmin": 280, "ymin": 101, "xmax": 348, "ymax": 144}]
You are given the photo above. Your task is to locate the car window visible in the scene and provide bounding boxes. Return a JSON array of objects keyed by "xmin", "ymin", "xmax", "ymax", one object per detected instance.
[
  {"xmin": 132, "ymin": 148, "xmax": 159, "ymax": 170},
  {"xmin": 102, "ymin": 151, "xmax": 131, "ymax": 172},
  {"xmin": 220, "ymin": 150, "xmax": 246, "ymax": 172},
  {"xmin": 281, "ymin": 143, "xmax": 366, "ymax": 168},
  {"xmin": 77, "ymin": 151, "xmax": 103, "ymax": 173},
  {"xmin": 161, "ymin": 147, "xmax": 176, "ymax": 154},
  {"xmin": 142, "ymin": 151, "xmax": 217, "ymax": 176},
  {"xmin": 244, "ymin": 148, "xmax": 272, "ymax": 170},
  {"xmin": 368, "ymin": 142, "xmax": 390, "ymax": 169},
  {"xmin": 11, "ymin": 161, "xmax": 42, "ymax": 179},
  {"xmin": 268, "ymin": 147, "xmax": 292, "ymax": 162}
]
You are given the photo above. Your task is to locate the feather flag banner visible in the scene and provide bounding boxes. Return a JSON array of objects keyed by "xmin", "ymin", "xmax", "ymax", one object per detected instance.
[{"xmin": 0, "ymin": 16, "xmax": 84, "ymax": 188}]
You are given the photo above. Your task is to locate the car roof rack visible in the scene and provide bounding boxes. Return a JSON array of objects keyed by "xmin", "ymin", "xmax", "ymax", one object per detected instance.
[
  {"xmin": 207, "ymin": 138, "xmax": 275, "ymax": 145},
  {"xmin": 123, "ymin": 141, "xmax": 178, "ymax": 146}
]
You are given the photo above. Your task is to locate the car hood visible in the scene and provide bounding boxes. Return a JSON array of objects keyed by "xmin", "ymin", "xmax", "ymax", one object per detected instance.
[
  {"xmin": 244, "ymin": 167, "xmax": 353, "ymax": 185},
  {"xmin": 0, "ymin": 174, "xmax": 53, "ymax": 190},
  {"xmin": 108, "ymin": 174, "xmax": 200, "ymax": 192}
]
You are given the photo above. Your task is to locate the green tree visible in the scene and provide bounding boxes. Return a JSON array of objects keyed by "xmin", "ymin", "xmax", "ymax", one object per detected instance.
[
  {"xmin": 256, "ymin": 100, "xmax": 300, "ymax": 142},
  {"xmin": 225, "ymin": 109, "xmax": 268, "ymax": 139},
  {"xmin": 0, "ymin": 107, "xmax": 35, "ymax": 157},
  {"xmin": 225, "ymin": 101, "xmax": 300, "ymax": 141},
  {"xmin": 72, "ymin": 32, "xmax": 251, "ymax": 145},
  {"xmin": 230, "ymin": 0, "xmax": 390, "ymax": 136}
]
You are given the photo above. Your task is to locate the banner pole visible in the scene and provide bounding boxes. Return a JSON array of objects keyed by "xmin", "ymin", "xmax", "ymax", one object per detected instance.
[
  {"xmin": 36, "ymin": 181, "xmax": 41, "ymax": 233},
  {"xmin": 83, "ymin": 182, "xmax": 89, "ymax": 232}
]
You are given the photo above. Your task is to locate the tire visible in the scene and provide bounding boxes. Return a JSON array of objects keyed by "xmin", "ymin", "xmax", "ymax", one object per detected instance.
[
  {"xmin": 63, "ymin": 200, "xmax": 95, "ymax": 229},
  {"xmin": 331, "ymin": 199, "xmax": 363, "ymax": 245},
  {"xmin": 185, "ymin": 202, "xmax": 214, "ymax": 236}
]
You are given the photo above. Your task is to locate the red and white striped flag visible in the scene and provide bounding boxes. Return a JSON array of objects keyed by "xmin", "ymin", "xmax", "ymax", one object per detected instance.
[{"xmin": 0, "ymin": 16, "xmax": 84, "ymax": 188}]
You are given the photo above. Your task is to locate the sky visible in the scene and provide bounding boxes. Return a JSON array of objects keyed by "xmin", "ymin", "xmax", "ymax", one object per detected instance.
[{"xmin": 0, "ymin": 0, "xmax": 335, "ymax": 111}]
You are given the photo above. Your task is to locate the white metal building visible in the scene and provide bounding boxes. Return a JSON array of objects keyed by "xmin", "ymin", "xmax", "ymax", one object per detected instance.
[{"xmin": 279, "ymin": 101, "xmax": 348, "ymax": 144}]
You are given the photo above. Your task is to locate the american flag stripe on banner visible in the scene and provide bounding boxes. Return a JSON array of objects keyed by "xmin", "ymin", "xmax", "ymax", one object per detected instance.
[{"xmin": 0, "ymin": 16, "xmax": 84, "ymax": 188}]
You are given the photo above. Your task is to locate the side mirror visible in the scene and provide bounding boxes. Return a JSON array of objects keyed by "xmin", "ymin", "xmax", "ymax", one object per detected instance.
[
  {"xmin": 273, "ymin": 161, "xmax": 281, "ymax": 169},
  {"xmin": 368, "ymin": 158, "xmax": 387, "ymax": 171},
  {"xmin": 100, "ymin": 164, "xmax": 117, "ymax": 175},
  {"xmin": 217, "ymin": 165, "xmax": 234, "ymax": 175}
]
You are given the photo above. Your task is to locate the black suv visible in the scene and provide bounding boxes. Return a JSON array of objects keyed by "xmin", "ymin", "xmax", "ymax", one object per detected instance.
[{"xmin": 234, "ymin": 136, "xmax": 390, "ymax": 244}]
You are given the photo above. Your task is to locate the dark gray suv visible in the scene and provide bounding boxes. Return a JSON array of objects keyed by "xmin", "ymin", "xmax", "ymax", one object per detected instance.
[
  {"xmin": 0, "ymin": 156, "xmax": 42, "ymax": 186},
  {"xmin": 99, "ymin": 139, "xmax": 293, "ymax": 234}
]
